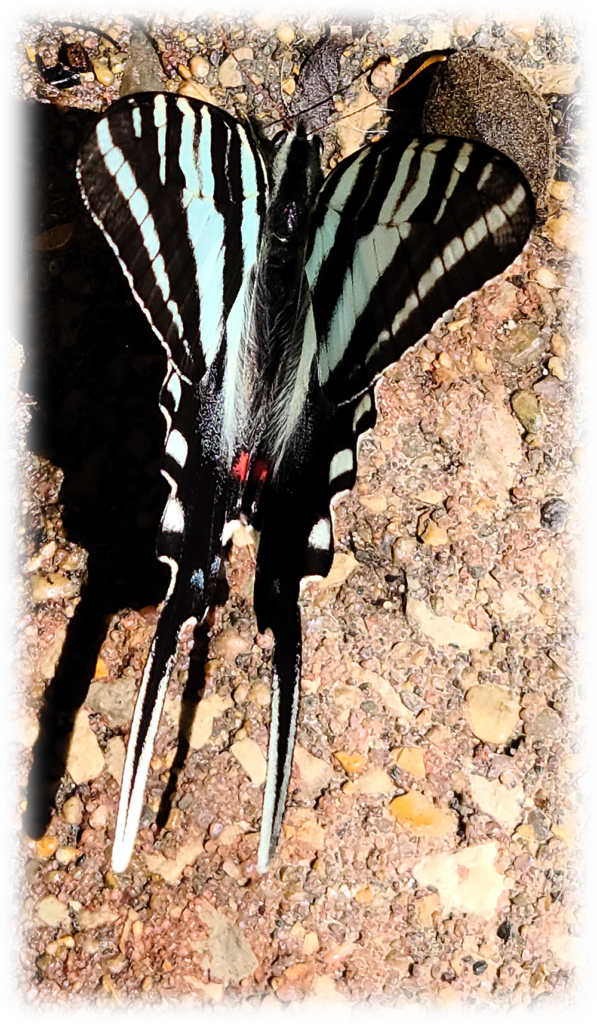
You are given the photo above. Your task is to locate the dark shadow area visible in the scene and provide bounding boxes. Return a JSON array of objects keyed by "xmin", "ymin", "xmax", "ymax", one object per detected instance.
[{"xmin": 18, "ymin": 97, "xmax": 180, "ymax": 837}]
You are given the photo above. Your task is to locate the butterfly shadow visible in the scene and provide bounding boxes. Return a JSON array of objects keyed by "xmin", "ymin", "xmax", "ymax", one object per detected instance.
[{"xmin": 19, "ymin": 98, "xmax": 210, "ymax": 840}]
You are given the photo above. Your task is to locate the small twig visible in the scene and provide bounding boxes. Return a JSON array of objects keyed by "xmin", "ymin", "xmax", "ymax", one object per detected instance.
[{"xmin": 49, "ymin": 20, "xmax": 123, "ymax": 50}]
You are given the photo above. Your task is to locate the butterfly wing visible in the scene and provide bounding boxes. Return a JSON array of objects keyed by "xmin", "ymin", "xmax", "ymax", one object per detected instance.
[
  {"xmin": 248, "ymin": 128, "xmax": 535, "ymax": 870},
  {"xmin": 251, "ymin": 375, "xmax": 377, "ymax": 871},
  {"xmin": 77, "ymin": 93, "xmax": 267, "ymax": 871},
  {"xmin": 306, "ymin": 131, "xmax": 535, "ymax": 403}
]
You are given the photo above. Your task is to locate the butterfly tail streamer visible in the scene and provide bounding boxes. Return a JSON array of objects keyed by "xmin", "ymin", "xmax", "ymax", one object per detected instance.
[
  {"xmin": 255, "ymin": 581, "xmax": 302, "ymax": 874},
  {"xmin": 112, "ymin": 386, "xmax": 232, "ymax": 872},
  {"xmin": 111, "ymin": 600, "xmax": 196, "ymax": 872}
]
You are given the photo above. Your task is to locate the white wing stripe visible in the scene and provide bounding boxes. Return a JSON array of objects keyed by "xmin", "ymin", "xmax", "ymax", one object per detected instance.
[
  {"xmin": 154, "ymin": 94, "xmax": 168, "ymax": 186},
  {"xmin": 165, "ymin": 429, "xmax": 188, "ymax": 466},
  {"xmin": 162, "ymin": 495, "xmax": 185, "ymax": 534},
  {"xmin": 390, "ymin": 139, "xmax": 447, "ymax": 225},
  {"xmin": 308, "ymin": 518, "xmax": 332, "ymax": 549},
  {"xmin": 329, "ymin": 448, "xmax": 354, "ymax": 481},
  {"xmin": 433, "ymin": 142, "xmax": 472, "ymax": 225},
  {"xmin": 378, "ymin": 140, "xmax": 418, "ymax": 222},
  {"xmin": 95, "ymin": 120, "xmax": 184, "ymax": 344},
  {"xmin": 176, "ymin": 99, "xmax": 224, "ymax": 368}
]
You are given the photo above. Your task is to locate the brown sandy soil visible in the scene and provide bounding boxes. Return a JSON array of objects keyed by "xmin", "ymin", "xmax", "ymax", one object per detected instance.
[{"xmin": 13, "ymin": 10, "xmax": 582, "ymax": 1010}]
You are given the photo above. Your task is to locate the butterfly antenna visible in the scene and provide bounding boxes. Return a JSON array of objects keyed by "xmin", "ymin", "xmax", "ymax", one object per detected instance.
[{"xmin": 330, "ymin": 53, "xmax": 448, "ymax": 130}]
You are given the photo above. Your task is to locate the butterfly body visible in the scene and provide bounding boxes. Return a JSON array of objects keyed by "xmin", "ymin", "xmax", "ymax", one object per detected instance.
[{"xmin": 77, "ymin": 89, "xmax": 534, "ymax": 874}]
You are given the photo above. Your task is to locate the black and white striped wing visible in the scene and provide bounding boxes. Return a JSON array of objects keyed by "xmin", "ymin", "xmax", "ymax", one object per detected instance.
[
  {"xmin": 77, "ymin": 92, "xmax": 267, "ymax": 382},
  {"xmin": 77, "ymin": 94, "xmax": 268, "ymax": 873},
  {"xmin": 306, "ymin": 132, "xmax": 535, "ymax": 403}
]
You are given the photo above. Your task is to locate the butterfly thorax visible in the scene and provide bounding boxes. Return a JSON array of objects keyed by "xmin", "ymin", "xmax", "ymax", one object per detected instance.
[{"xmin": 233, "ymin": 128, "xmax": 324, "ymax": 472}]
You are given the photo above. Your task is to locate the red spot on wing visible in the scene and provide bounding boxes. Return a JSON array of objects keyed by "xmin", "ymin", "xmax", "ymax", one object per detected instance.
[{"xmin": 232, "ymin": 451, "xmax": 250, "ymax": 481}]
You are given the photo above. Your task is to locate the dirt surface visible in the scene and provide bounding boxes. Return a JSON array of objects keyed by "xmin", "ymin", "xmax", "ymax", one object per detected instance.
[{"xmin": 13, "ymin": 9, "xmax": 582, "ymax": 1011}]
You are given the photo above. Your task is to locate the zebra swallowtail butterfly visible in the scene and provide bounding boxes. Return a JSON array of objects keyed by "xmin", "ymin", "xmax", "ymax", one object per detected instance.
[{"xmin": 76, "ymin": 87, "xmax": 534, "ymax": 875}]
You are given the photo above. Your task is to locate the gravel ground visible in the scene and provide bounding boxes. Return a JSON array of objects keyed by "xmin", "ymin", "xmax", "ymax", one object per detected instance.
[{"xmin": 13, "ymin": 9, "xmax": 582, "ymax": 1011}]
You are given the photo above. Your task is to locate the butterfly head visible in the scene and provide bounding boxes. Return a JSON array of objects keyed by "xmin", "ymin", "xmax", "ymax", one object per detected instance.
[{"xmin": 268, "ymin": 126, "xmax": 323, "ymax": 243}]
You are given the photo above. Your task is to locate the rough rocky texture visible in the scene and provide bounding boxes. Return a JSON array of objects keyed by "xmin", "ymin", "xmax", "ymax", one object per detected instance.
[{"xmin": 15, "ymin": 10, "xmax": 580, "ymax": 1011}]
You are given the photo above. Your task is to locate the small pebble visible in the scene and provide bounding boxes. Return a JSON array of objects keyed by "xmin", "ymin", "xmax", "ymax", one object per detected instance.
[
  {"xmin": 571, "ymin": 447, "xmax": 584, "ymax": 466},
  {"xmin": 510, "ymin": 20, "xmax": 539, "ymax": 42},
  {"xmin": 334, "ymin": 750, "xmax": 366, "ymax": 773},
  {"xmin": 524, "ymin": 708, "xmax": 563, "ymax": 741},
  {"xmin": 248, "ymin": 681, "xmax": 271, "ymax": 707},
  {"xmin": 55, "ymin": 847, "xmax": 78, "ymax": 865},
  {"xmin": 540, "ymin": 497, "xmax": 570, "ymax": 531},
  {"xmin": 394, "ymin": 746, "xmax": 426, "ymax": 778},
  {"xmin": 211, "ymin": 631, "xmax": 252, "ymax": 661},
  {"xmin": 511, "ymin": 389, "xmax": 543, "ymax": 432},
  {"xmin": 370, "ymin": 62, "xmax": 396, "ymax": 90},
  {"xmin": 219, "ymin": 55, "xmax": 242, "ymax": 88},
  {"xmin": 92, "ymin": 60, "xmax": 114, "ymax": 86},
  {"xmin": 550, "ymin": 334, "xmax": 567, "ymax": 357},
  {"xmin": 256, "ymin": 630, "xmax": 274, "ymax": 650},
  {"xmin": 544, "ymin": 211, "xmax": 582, "ymax": 256},
  {"xmin": 359, "ymin": 493, "xmax": 387, "ymax": 513},
  {"xmin": 388, "ymin": 791, "xmax": 456, "ymax": 837},
  {"xmin": 548, "ymin": 355, "xmax": 567, "ymax": 381},
  {"xmin": 88, "ymin": 804, "xmax": 110, "ymax": 829},
  {"xmin": 281, "ymin": 77, "xmax": 296, "ymax": 95},
  {"xmin": 465, "ymin": 684, "xmax": 520, "ymax": 745},
  {"xmin": 178, "ymin": 63, "xmax": 192, "ymax": 80},
  {"xmin": 62, "ymin": 795, "xmax": 84, "ymax": 825},
  {"xmin": 36, "ymin": 896, "xmax": 70, "ymax": 927},
  {"xmin": 549, "ymin": 180, "xmax": 574, "ymax": 204},
  {"xmin": 189, "ymin": 55, "xmax": 209, "ymax": 78},
  {"xmin": 178, "ymin": 81, "xmax": 217, "ymax": 104},
  {"xmin": 533, "ymin": 267, "xmax": 558, "ymax": 289},
  {"xmin": 33, "ymin": 835, "xmax": 58, "ymax": 859},
  {"xmin": 419, "ymin": 520, "xmax": 448, "ymax": 547},
  {"xmin": 30, "ymin": 572, "xmax": 79, "ymax": 602},
  {"xmin": 276, "ymin": 25, "xmax": 295, "ymax": 45},
  {"xmin": 230, "ymin": 737, "xmax": 267, "ymax": 786}
]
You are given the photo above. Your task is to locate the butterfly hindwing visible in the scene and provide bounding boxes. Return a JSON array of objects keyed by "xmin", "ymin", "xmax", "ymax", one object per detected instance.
[{"xmin": 250, "ymin": 379, "xmax": 377, "ymax": 869}]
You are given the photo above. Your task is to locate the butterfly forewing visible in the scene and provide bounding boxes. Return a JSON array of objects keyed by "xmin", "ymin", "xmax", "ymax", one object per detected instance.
[
  {"xmin": 77, "ymin": 92, "xmax": 267, "ymax": 382},
  {"xmin": 306, "ymin": 132, "xmax": 535, "ymax": 403}
]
